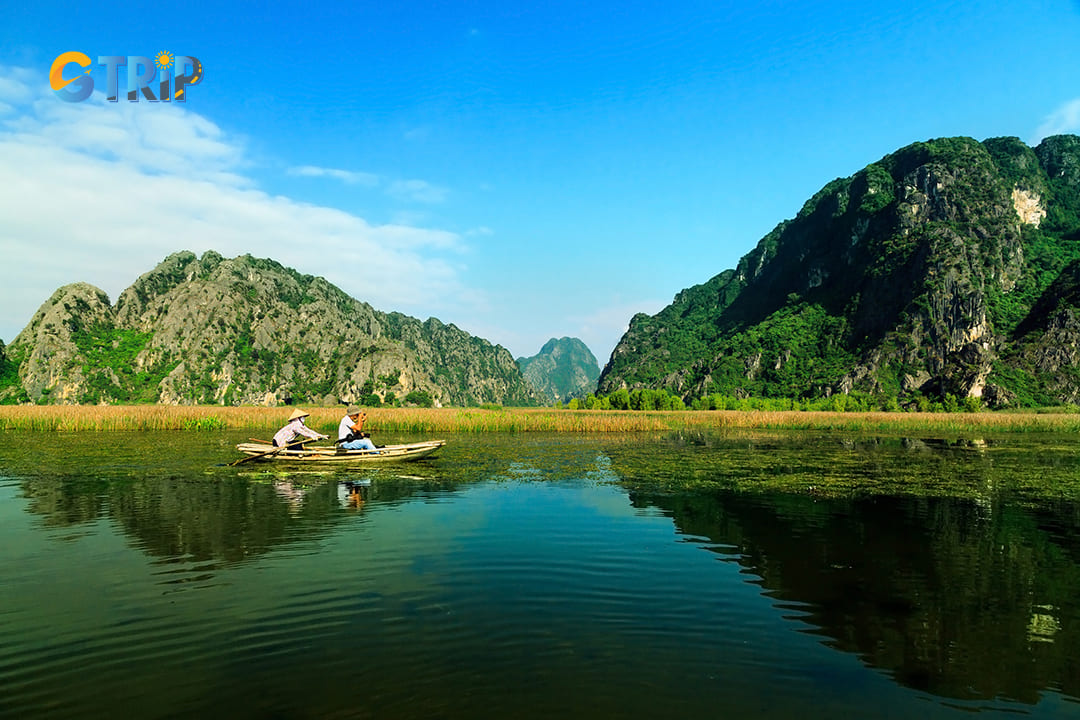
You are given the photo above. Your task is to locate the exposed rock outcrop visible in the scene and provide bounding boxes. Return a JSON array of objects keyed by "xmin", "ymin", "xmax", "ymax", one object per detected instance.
[
  {"xmin": 599, "ymin": 134, "xmax": 1080, "ymax": 407},
  {"xmin": 1, "ymin": 252, "xmax": 541, "ymax": 407},
  {"xmin": 517, "ymin": 337, "xmax": 601, "ymax": 403}
]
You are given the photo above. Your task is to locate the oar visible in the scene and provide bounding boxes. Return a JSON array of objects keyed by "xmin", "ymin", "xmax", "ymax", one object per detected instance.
[{"xmin": 230, "ymin": 436, "xmax": 319, "ymax": 466}]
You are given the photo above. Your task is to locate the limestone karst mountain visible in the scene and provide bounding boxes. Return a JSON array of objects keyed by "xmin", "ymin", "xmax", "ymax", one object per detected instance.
[
  {"xmin": 517, "ymin": 337, "xmax": 601, "ymax": 403},
  {"xmin": 0, "ymin": 251, "xmax": 541, "ymax": 407},
  {"xmin": 598, "ymin": 135, "xmax": 1080, "ymax": 407}
]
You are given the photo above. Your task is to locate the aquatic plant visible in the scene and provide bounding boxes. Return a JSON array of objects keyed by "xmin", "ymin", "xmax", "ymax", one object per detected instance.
[{"xmin": 3, "ymin": 405, "xmax": 1080, "ymax": 434}]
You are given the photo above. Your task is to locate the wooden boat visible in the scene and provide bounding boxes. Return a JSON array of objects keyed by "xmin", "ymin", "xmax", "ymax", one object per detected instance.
[{"xmin": 234, "ymin": 439, "xmax": 445, "ymax": 464}]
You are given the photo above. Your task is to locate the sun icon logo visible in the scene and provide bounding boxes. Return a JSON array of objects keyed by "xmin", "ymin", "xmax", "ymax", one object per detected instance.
[{"xmin": 155, "ymin": 51, "xmax": 173, "ymax": 72}]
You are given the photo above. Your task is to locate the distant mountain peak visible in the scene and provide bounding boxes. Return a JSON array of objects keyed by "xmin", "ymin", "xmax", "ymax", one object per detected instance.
[{"xmin": 518, "ymin": 337, "xmax": 600, "ymax": 403}]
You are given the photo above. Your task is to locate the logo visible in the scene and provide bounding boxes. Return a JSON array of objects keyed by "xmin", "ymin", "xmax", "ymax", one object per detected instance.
[{"xmin": 50, "ymin": 52, "xmax": 203, "ymax": 103}]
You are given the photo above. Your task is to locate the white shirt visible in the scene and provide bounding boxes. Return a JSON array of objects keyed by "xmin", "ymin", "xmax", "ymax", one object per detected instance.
[{"xmin": 338, "ymin": 415, "xmax": 359, "ymax": 441}]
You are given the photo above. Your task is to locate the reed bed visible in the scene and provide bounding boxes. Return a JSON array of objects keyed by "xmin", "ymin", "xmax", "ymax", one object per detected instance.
[{"xmin": 2, "ymin": 405, "xmax": 1080, "ymax": 434}]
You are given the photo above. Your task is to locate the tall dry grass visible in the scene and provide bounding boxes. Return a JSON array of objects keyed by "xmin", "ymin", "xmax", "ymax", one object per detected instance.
[{"xmin": 2, "ymin": 405, "xmax": 1080, "ymax": 434}]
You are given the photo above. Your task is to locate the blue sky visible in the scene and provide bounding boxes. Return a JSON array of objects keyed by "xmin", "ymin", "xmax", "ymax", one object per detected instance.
[{"xmin": 2, "ymin": 1, "xmax": 1080, "ymax": 365}]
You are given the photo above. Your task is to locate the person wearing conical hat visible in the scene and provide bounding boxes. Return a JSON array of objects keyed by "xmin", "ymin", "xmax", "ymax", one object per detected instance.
[{"xmin": 272, "ymin": 408, "xmax": 329, "ymax": 448}]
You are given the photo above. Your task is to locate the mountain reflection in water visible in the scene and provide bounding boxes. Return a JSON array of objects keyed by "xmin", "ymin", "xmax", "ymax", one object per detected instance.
[
  {"xmin": 0, "ymin": 429, "xmax": 1077, "ymax": 719},
  {"xmin": 603, "ymin": 431, "xmax": 1080, "ymax": 705},
  {"xmin": 627, "ymin": 488, "xmax": 1080, "ymax": 704}
]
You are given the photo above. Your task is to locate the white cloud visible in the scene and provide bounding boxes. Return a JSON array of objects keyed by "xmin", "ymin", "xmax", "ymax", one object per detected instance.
[
  {"xmin": 0, "ymin": 64, "xmax": 480, "ymax": 343},
  {"xmin": 287, "ymin": 165, "xmax": 379, "ymax": 186},
  {"xmin": 7, "ymin": 88, "xmax": 248, "ymax": 186},
  {"xmin": 0, "ymin": 66, "xmax": 35, "ymax": 108},
  {"xmin": 459, "ymin": 297, "xmax": 667, "ymax": 366},
  {"xmin": 388, "ymin": 178, "xmax": 449, "ymax": 204},
  {"xmin": 1032, "ymin": 98, "xmax": 1080, "ymax": 144},
  {"xmin": 569, "ymin": 299, "xmax": 667, "ymax": 366},
  {"xmin": 287, "ymin": 164, "xmax": 447, "ymax": 204}
]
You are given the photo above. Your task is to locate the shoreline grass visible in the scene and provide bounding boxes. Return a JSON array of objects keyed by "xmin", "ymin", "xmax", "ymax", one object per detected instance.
[{"xmin": 2, "ymin": 405, "xmax": 1080, "ymax": 434}]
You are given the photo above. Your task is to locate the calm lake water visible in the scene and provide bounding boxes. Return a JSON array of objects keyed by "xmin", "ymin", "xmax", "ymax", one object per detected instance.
[{"xmin": 1, "ymin": 429, "xmax": 1078, "ymax": 719}]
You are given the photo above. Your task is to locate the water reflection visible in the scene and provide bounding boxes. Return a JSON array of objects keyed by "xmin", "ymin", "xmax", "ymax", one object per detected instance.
[
  {"xmin": 14, "ymin": 472, "xmax": 455, "ymax": 568},
  {"xmin": 2, "ymin": 430, "xmax": 465, "ymax": 572},
  {"xmin": 601, "ymin": 433, "xmax": 1080, "ymax": 706},
  {"xmin": 339, "ymin": 478, "xmax": 371, "ymax": 509},
  {"xmin": 1, "ymin": 429, "xmax": 1078, "ymax": 716}
]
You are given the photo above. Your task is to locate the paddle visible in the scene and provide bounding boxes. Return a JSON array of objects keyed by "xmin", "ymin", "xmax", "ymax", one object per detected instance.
[{"xmin": 230, "ymin": 435, "xmax": 322, "ymax": 466}]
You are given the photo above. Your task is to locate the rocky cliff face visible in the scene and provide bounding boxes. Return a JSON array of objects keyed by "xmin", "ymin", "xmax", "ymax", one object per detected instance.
[
  {"xmin": 516, "ymin": 337, "xmax": 601, "ymax": 403},
  {"xmin": 1, "ymin": 251, "xmax": 541, "ymax": 406},
  {"xmin": 598, "ymin": 135, "xmax": 1080, "ymax": 407}
]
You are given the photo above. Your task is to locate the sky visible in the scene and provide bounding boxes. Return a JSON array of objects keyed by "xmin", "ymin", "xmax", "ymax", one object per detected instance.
[{"xmin": 2, "ymin": 1, "xmax": 1080, "ymax": 366}]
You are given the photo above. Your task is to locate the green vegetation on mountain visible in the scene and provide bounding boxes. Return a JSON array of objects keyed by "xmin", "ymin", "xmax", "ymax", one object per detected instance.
[
  {"xmin": 599, "ymin": 134, "xmax": 1080, "ymax": 408},
  {"xmin": 517, "ymin": 337, "xmax": 601, "ymax": 403},
  {"xmin": 0, "ymin": 251, "xmax": 541, "ymax": 407},
  {"xmin": 0, "ymin": 341, "xmax": 24, "ymax": 403}
]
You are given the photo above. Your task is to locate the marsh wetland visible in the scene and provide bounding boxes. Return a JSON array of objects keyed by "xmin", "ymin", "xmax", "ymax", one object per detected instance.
[{"xmin": 1, "ymin": 428, "xmax": 1078, "ymax": 718}]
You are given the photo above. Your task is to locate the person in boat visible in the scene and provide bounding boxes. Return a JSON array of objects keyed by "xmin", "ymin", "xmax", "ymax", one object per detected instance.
[
  {"xmin": 338, "ymin": 405, "xmax": 377, "ymax": 451},
  {"xmin": 272, "ymin": 408, "xmax": 328, "ymax": 447},
  {"xmin": 337, "ymin": 405, "xmax": 366, "ymax": 442}
]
